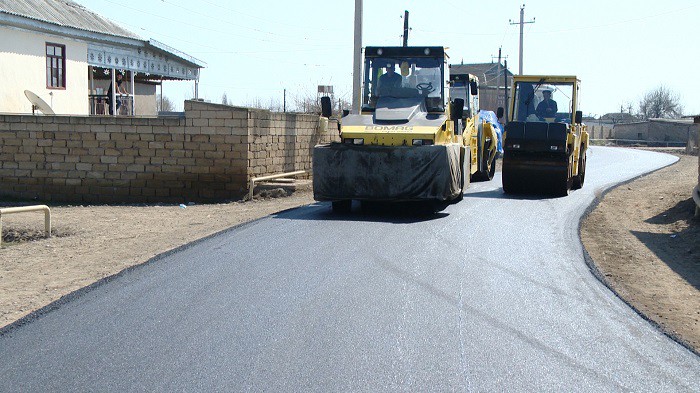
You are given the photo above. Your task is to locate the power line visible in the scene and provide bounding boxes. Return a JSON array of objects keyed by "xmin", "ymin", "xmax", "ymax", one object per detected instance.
[
  {"xmin": 106, "ymin": 18, "xmax": 339, "ymax": 71},
  {"xmin": 192, "ymin": 0, "xmax": 344, "ymax": 33},
  {"xmin": 409, "ymin": 3, "xmax": 698, "ymax": 38},
  {"xmin": 411, "ymin": 28, "xmax": 503, "ymax": 37},
  {"xmin": 96, "ymin": 0, "xmax": 338, "ymax": 46},
  {"xmin": 528, "ymin": 4, "xmax": 698, "ymax": 34},
  {"xmin": 108, "ymin": 17, "xmax": 341, "ymax": 57},
  {"xmin": 158, "ymin": 0, "xmax": 294, "ymax": 39}
]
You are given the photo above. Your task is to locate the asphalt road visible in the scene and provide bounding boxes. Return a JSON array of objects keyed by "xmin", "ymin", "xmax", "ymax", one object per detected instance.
[{"xmin": 1, "ymin": 147, "xmax": 698, "ymax": 391}]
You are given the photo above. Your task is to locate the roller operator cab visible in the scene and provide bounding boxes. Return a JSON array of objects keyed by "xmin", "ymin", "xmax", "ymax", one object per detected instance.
[
  {"xmin": 501, "ymin": 75, "xmax": 589, "ymax": 196},
  {"xmin": 313, "ymin": 46, "xmax": 496, "ymax": 213}
]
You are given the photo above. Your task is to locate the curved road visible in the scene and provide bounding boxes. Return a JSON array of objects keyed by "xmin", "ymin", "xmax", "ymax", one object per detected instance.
[{"xmin": 1, "ymin": 147, "xmax": 698, "ymax": 391}]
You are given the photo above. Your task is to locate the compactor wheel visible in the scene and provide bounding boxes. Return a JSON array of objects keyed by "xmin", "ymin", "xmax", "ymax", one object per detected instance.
[
  {"xmin": 572, "ymin": 153, "xmax": 587, "ymax": 190},
  {"xmin": 331, "ymin": 200, "xmax": 352, "ymax": 213},
  {"xmin": 486, "ymin": 153, "xmax": 496, "ymax": 180},
  {"xmin": 455, "ymin": 148, "xmax": 471, "ymax": 202},
  {"xmin": 502, "ymin": 171, "xmax": 520, "ymax": 194},
  {"xmin": 472, "ymin": 141, "xmax": 496, "ymax": 182},
  {"xmin": 554, "ymin": 168, "xmax": 570, "ymax": 197}
]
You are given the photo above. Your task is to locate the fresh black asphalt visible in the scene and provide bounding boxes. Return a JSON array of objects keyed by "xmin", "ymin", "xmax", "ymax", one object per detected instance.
[{"xmin": 0, "ymin": 146, "xmax": 698, "ymax": 391}]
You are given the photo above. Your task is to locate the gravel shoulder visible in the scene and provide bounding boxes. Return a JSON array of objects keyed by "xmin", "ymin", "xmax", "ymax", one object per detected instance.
[{"xmin": 2, "ymin": 149, "xmax": 698, "ymax": 356}]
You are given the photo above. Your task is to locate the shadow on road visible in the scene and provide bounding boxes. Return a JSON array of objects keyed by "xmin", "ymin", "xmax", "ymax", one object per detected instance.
[
  {"xmin": 464, "ymin": 187, "xmax": 566, "ymax": 201},
  {"xmin": 272, "ymin": 201, "xmax": 449, "ymax": 224},
  {"xmin": 631, "ymin": 198, "xmax": 700, "ymax": 290}
]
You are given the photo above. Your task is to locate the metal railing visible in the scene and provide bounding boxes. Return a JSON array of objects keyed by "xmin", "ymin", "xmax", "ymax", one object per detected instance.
[
  {"xmin": 0, "ymin": 205, "xmax": 51, "ymax": 248},
  {"xmin": 89, "ymin": 94, "xmax": 133, "ymax": 116},
  {"xmin": 248, "ymin": 170, "xmax": 306, "ymax": 201}
]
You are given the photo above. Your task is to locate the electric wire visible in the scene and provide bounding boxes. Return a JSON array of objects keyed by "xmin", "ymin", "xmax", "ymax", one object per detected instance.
[{"xmin": 95, "ymin": 0, "xmax": 341, "ymax": 46}]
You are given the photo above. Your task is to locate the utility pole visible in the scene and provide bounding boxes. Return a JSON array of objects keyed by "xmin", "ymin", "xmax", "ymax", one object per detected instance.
[
  {"xmin": 504, "ymin": 59, "xmax": 509, "ymax": 121},
  {"xmin": 283, "ymin": 89, "xmax": 286, "ymax": 113},
  {"xmin": 402, "ymin": 10, "xmax": 409, "ymax": 47},
  {"xmin": 509, "ymin": 4, "xmax": 535, "ymax": 75},
  {"xmin": 497, "ymin": 47, "xmax": 504, "ymax": 113},
  {"xmin": 351, "ymin": 0, "xmax": 363, "ymax": 114}
]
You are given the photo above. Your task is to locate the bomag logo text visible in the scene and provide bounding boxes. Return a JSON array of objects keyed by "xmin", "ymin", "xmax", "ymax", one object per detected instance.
[{"xmin": 365, "ymin": 126, "xmax": 414, "ymax": 131}]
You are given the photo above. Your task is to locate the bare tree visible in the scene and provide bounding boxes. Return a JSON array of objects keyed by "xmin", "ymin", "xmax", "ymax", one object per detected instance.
[
  {"xmin": 245, "ymin": 97, "xmax": 265, "ymax": 110},
  {"xmin": 638, "ymin": 86, "xmax": 683, "ymax": 119},
  {"xmin": 292, "ymin": 91, "xmax": 350, "ymax": 116},
  {"xmin": 243, "ymin": 97, "xmax": 284, "ymax": 112},
  {"xmin": 293, "ymin": 93, "xmax": 322, "ymax": 114},
  {"xmin": 221, "ymin": 92, "xmax": 230, "ymax": 106},
  {"xmin": 267, "ymin": 97, "xmax": 283, "ymax": 112},
  {"xmin": 156, "ymin": 94, "xmax": 175, "ymax": 112}
]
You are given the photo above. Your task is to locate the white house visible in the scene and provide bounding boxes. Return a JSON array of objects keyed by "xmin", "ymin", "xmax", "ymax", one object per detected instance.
[{"xmin": 0, "ymin": 0, "xmax": 204, "ymax": 115}]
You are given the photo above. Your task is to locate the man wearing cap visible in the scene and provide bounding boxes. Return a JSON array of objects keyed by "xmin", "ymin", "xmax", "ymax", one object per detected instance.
[
  {"xmin": 536, "ymin": 89, "xmax": 558, "ymax": 119},
  {"xmin": 376, "ymin": 63, "xmax": 402, "ymax": 96}
]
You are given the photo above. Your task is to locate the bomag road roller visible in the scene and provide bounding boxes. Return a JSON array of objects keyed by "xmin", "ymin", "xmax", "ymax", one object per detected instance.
[
  {"xmin": 449, "ymin": 69, "xmax": 499, "ymax": 182},
  {"xmin": 313, "ymin": 46, "xmax": 498, "ymax": 213},
  {"xmin": 501, "ymin": 75, "xmax": 589, "ymax": 196}
]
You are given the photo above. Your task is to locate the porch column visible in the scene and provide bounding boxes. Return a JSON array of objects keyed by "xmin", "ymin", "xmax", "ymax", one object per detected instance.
[
  {"xmin": 195, "ymin": 69, "xmax": 200, "ymax": 100},
  {"xmin": 111, "ymin": 68, "xmax": 116, "ymax": 116},
  {"xmin": 130, "ymin": 70, "xmax": 136, "ymax": 116},
  {"xmin": 159, "ymin": 78, "xmax": 163, "ymax": 113},
  {"xmin": 89, "ymin": 66, "xmax": 94, "ymax": 114}
]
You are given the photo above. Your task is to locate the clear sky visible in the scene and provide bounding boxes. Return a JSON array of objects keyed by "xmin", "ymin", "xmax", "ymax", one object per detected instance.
[{"xmin": 74, "ymin": 0, "xmax": 699, "ymax": 117}]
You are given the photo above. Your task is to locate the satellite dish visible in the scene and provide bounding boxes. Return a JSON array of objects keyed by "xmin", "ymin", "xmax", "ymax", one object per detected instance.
[{"xmin": 24, "ymin": 90, "xmax": 55, "ymax": 115}]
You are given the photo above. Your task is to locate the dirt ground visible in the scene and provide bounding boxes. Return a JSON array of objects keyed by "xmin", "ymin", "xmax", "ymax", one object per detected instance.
[
  {"xmin": 1, "ymin": 148, "xmax": 698, "ymax": 356},
  {"xmin": 581, "ymin": 150, "xmax": 699, "ymax": 354}
]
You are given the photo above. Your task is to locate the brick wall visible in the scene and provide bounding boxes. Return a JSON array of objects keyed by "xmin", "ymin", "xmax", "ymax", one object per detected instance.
[{"xmin": 0, "ymin": 100, "xmax": 337, "ymax": 203}]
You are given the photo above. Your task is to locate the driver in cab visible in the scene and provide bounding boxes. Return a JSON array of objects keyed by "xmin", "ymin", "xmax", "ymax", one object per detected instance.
[
  {"xmin": 376, "ymin": 62, "xmax": 402, "ymax": 96},
  {"xmin": 536, "ymin": 89, "xmax": 558, "ymax": 119}
]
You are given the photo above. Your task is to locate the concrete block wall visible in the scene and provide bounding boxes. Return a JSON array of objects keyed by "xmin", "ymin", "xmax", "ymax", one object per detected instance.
[
  {"xmin": 612, "ymin": 121, "xmax": 699, "ymax": 145},
  {"xmin": 611, "ymin": 122, "xmax": 650, "ymax": 141},
  {"xmin": 0, "ymin": 100, "xmax": 336, "ymax": 203},
  {"xmin": 586, "ymin": 122, "xmax": 614, "ymax": 139}
]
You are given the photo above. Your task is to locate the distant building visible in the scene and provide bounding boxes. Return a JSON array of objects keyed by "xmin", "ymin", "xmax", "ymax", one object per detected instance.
[
  {"xmin": 602, "ymin": 118, "xmax": 697, "ymax": 148},
  {"xmin": 585, "ymin": 112, "xmax": 638, "ymax": 139},
  {"xmin": 0, "ymin": 0, "xmax": 204, "ymax": 115},
  {"xmin": 599, "ymin": 112, "xmax": 638, "ymax": 124},
  {"xmin": 450, "ymin": 62, "xmax": 513, "ymax": 115}
]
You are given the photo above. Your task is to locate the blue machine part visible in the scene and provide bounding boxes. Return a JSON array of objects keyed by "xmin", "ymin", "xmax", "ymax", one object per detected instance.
[{"xmin": 479, "ymin": 110, "xmax": 504, "ymax": 154}]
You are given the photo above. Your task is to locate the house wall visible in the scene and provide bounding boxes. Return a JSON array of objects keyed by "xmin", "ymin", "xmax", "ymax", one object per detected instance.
[
  {"xmin": 134, "ymin": 83, "xmax": 157, "ymax": 115},
  {"xmin": 0, "ymin": 100, "xmax": 337, "ymax": 203},
  {"xmin": 0, "ymin": 26, "xmax": 88, "ymax": 115},
  {"xmin": 477, "ymin": 86, "xmax": 509, "ymax": 115}
]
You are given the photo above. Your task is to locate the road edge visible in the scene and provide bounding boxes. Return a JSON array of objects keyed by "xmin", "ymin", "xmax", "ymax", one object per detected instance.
[
  {"xmin": 0, "ymin": 202, "xmax": 315, "ymax": 337},
  {"xmin": 577, "ymin": 152, "xmax": 699, "ymax": 358}
]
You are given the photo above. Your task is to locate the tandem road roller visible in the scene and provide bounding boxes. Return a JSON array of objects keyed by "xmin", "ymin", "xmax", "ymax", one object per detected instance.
[
  {"xmin": 313, "ymin": 46, "xmax": 498, "ymax": 213},
  {"xmin": 501, "ymin": 75, "xmax": 589, "ymax": 196}
]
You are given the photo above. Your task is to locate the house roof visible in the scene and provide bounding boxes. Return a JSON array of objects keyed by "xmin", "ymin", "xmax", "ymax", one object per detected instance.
[
  {"xmin": 600, "ymin": 112, "xmax": 637, "ymax": 123},
  {"xmin": 450, "ymin": 62, "xmax": 513, "ymax": 87},
  {"xmin": 0, "ymin": 0, "xmax": 205, "ymax": 76},
  {"xmin": 0, "ymin": 0, "xmax": 140, "ymax": 40}
]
